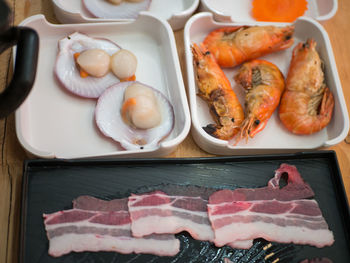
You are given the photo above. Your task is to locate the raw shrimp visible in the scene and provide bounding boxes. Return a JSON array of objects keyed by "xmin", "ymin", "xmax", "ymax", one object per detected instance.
[
  {"xmin": 192, "ymin": 43, "xmax": 244, "ymax": 140},
  {"xmin": 234, "ymin": 59, "xmax": 285, "ymax": 142},
  {"xmin": 279, "ymin": 39, "xmax": 334, "ymax": 135},
  {"xmin": 202, "ymin": 25, "xmax": 294, "ymax": 68}
]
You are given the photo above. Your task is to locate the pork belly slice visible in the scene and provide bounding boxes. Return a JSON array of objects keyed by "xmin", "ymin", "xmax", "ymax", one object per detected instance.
[
  {"xmin": 209, "ymin": 163, "xmax": 315, "ymax": 204},
  {"xmin": 209, "ymin": 199, "xmax": 334, "ymax": 247},
  {"xmin": 128, "ymin": 186, "xmax": 216, "ymax": 242},
  {"xmin": 43, "ymin": 197, "xmax": 180, "ymax": 257},
  {"xmin": 73, "ymin": 195, "xmax": 130, "ymax": 211},
  {"xmin": 76, "ymin": 190, "xmax": 252, "ymax": 249},
  {"xmin": 208, "ymin": 164, "xmax": 334, "ymax": 248},
  {"xmin": 76, "ymin": 194, "xmax": 249, "ymax": 249}
]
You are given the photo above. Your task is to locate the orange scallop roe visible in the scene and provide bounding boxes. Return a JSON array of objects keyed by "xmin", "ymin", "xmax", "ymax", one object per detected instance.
[{"xmin": 252, "ymin": 0, "xmax": 308, "ymax": 22}]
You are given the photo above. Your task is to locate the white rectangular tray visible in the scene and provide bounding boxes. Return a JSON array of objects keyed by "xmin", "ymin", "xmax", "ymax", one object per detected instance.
[
  {"xmin": 184, "ymin": 12, "xmax": 349, "ymax": 155},
  {"xmin": 15, "ymin": 14, "xmax": 190, "ymax": 159},
  {"xmin": 52, "ymin": 0, "xmax": 199, "ymax": 31},
  {"xmin": 200, "ymin": 0, "xmax": 337, "ymax": 23}
]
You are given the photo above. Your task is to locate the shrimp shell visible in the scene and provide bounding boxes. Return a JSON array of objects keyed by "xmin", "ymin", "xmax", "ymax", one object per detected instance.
[
  {"xmin": 203, "ymin": 25, "xmax": 294, "ymax": 68},
  {"xmin": 279, "ymin": 39, "xmax": 334, "ymax": 135},
  {"xmin": 192, "ymin": 43, "xmax": 244, "ymax": 141},
  {"xmin": 234, "ymin": 59, "xmax": 285, "ymax": 143}
]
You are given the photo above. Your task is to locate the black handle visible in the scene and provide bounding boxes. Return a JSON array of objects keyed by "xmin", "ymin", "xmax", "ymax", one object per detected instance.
[{"xmin": 0, "ymin": 26, "xmax": 39, "ymax": 118}]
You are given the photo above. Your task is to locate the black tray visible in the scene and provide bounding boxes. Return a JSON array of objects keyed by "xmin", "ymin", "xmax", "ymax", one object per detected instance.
[{"xmin": 20, "ymin": 151, "xmax": 350, "ymax": 263}]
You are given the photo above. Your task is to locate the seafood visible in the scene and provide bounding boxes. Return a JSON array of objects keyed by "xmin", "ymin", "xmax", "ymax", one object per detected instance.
[
  {"xmin": 202, "ymin": 25, "xmax": 294, "ymax": 68},
  {"xmin": 83, "ymin": 0, "xmax": 151, "ymax": 19},
  {"xmin": 55, "ymin": 32, "xmax": 138, "ymax": 98},
  {"xmin": 111, "ymin": 49, "xmax": 137, "ymax": 81},
  {"xmin": 279, "ymin": 39, "xmax": 334, "ymax": 135},
  {"xmin": 55, "ymin": 32, "xmax": 121, "ymax": 98},
  {"xmin": 121, "ymin": 82, "xmax": 161, "ymax": 129},
  {"xmin": 95, "ymin": 81, "xmax": 174, "ymax": 150},
  {"xmin": 234, "ymin": 59, "xmax": 285, "ymax": 142},
  {"xmin": 75, "ymin": 49, "xmax": 111, "ymax": 78},
  {"xmin": 192, "ymin": 43, "xmax": 244, "ymax": 140}
]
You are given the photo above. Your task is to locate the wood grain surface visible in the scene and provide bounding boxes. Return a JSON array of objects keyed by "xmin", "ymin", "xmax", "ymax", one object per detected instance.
[{"xmin": 0, "ymin": 1, "xmax": 349, "ymax": 262}]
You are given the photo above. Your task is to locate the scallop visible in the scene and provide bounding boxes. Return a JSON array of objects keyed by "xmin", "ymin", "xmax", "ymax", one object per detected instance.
[
  {"xmin": 83, "ymin": 0, "xmax": 152, "ymax": 19},
  {"xmin": 55, "ymin": 32, "xmax": 121, "ymax": 98},
  {"xmin": 122, "ymin": 82, "xmax": 161, "ymax": 129},
  {"xmin": 95, "ymin": 81, "xmax": 174, "ymax": 150},
  {"xmin": 111, "ymin": 49, "xmax": 137, "ymax": 80},
  {"xmin": 76, "ymin": 49, "xmax": 110, "ymax": 78}
]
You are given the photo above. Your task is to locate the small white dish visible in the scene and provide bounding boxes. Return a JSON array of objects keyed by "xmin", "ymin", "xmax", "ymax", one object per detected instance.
[
  {"xmin": 15, "ymin": 14, "xmax": 190, "ymax": 159},
  {"xmin": 200, "ymin": 0, "xmax": 338, "ymax": 23},
  {"xmin": 184, "ymin": 12, "xmax": 348, "ymax": 155},
  {"xmin": 52, "ymin": 0, "xmax": 200, "ymax": 31}
]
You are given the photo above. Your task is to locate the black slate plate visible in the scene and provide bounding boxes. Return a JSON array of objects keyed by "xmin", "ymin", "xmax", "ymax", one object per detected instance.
[{"xmin": 20, "ymin": 151, "xmax": 350, "ymax": 263}]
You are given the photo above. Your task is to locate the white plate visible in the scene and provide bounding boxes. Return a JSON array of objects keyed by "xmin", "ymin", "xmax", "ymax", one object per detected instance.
[
  {"xmin": 200, "ymin": 0, "xmax": 338, "ymax": 23},
  {"xmin": 15, "ymin": 14, "xmax": 190, "ymax": 159},
  {"xmin": 184, "ymin": 12, "xmax": 349, "ymax": 155},
  {"xmin": 52, "ymin": 0, "xmax": 200, "ymax": 31}
]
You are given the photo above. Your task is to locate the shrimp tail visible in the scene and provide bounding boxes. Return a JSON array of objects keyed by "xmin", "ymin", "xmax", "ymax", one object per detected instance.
[
  {"xmin": 203, "ymin": 122, "xmax": 240, "ymax": 140},
  {"xmin": 203, "ymin": 124, "xmax": 217, "ymax": 137}
]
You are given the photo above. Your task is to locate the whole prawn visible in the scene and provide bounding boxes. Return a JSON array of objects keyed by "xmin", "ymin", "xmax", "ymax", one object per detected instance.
[
  {"xmin": 279, "ymin": 39, "xmax": 334, "ymax": 135},
  {"xmin": 192, "ymin": 43, "xmax": 244, "ymax": 140},
  {"xmin": 234, "ymin": 59, "xmax": 285, "ymax": 142},
  {"xmin": 203, "ymin": 25, "xmax": 294, "ymax": 68}
]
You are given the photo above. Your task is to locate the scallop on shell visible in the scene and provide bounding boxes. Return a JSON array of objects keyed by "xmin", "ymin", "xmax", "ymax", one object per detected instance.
[
  {"xmin": 95, "ymin": 81, "xmax": 175, "ymax": 150},
  {"xmin": 55, "ymin": 32, "xmax": 121, "ymax": 98},
  {"xmin": 83, "ymin": 0, "xmax": 152, "ymax": 19}
]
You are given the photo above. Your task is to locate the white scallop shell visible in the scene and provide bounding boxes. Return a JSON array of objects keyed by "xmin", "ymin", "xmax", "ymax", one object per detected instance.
[
  {"xmin": 95, "ymin": 81, "xmax": 175, "ymax": 150},
  {"xmin": 55, "ymin": 32, "xmax": 121, "ymax": 98},
  {"xmin": 83, "ymin": 0, "xmax": 152, "ymax": 19}
]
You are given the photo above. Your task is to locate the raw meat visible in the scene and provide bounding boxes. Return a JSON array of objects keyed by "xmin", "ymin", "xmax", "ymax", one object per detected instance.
[
  {"xmin": 43, "ymin": 196, "xmax": 180, "ymax": 257},
  {"xmin": 128, "ymin": 185, "xmax": 216, "ymax": 241},
  {"xmin": 127, "ymin": 185, "xmax": 255, "ymax": 249},
  {"xmin": 75, "ymin": 194, "xmax": 251, "ymax": 248},
  {"xmin": 209, "ymin": 163, "xmax": 315, "ymax": 204},
  {"xmin": 43, "ymin": 163, "xmax": 334, "ymax": 258},
  {"xmin": 208, "ymin": 164, "xmax": 334, "ymax": 248}
]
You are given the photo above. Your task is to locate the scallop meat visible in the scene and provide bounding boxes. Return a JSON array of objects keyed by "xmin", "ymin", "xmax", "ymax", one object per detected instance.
[
  {"xmin": 95, "ymin": 81, "xmax": 175, "ymax": 150},
  {"xmin": 55, "ymin": 32, "xmax": 121, "ymax": 98}
]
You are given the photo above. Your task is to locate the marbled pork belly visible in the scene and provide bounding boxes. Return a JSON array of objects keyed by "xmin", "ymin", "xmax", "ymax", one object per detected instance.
[
  {"xmin": 208, "ymin": 164, "xmax": 334, "ymax": 248},
  {"xmin": 128, "ymin": 185, "xmax": 216, "ymax": 242},
  {"xmin": 43, "ymin": 197, "xmax": 180, "ymax": 257}
]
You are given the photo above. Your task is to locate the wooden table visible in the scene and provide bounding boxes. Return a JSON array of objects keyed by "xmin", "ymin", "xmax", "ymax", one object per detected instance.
[{"xmin": 1, "ymin": 1, "xmax": 349, "ymax": 262}]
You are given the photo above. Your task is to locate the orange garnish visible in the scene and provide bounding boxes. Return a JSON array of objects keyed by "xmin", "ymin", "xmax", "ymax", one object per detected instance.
[
  {"xmin": 121, "ymin": 97, "xmax": 137, "ymax": 124},
  {"xmin": 74, "ymin": 52, "xmax": 90, "ymax": 78},
  {"xmin": 252, "ymin": 0, "xmax": 307, "ymax": 22},
  {"xmin": 121, "ymin": 75, "xmax": 136, "ymax": 82}
]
